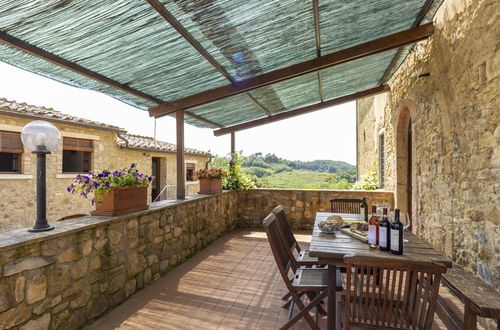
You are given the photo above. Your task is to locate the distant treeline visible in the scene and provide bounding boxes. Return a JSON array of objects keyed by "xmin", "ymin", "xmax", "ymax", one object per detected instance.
[{"xmin": 242, "ymin": 153, "xmax": 356, "ymax": 180}]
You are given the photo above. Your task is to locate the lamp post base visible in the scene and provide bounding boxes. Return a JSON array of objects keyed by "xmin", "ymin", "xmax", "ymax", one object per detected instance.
[{"xmin": 28, "ymin": 224, "xmax": 55, "ymax": 232}]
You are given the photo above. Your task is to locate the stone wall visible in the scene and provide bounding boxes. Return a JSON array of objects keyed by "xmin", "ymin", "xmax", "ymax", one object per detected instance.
[
  {"xmin": 0, "ymin": 192, "xmax": 238, "ymax": 329},
  {"xmin": 237, "ymin": 188, "xmax": 394, "ymax": 228},
  {"xmin": 356, "ymin": 93, "xmax": 388, "ymax": 181},
  {"xmin": 0, "ymin": 114, "xmax": 208, "ymax": 232},
  {"xmin": 355, "ymin": 0, "xmax": 500, "ymax": 298}
]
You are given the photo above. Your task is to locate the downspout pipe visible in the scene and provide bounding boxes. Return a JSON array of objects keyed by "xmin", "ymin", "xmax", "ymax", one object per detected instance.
[{"xmin": 117, "ymin": 132, "xmax": 129, "ymax": 148}]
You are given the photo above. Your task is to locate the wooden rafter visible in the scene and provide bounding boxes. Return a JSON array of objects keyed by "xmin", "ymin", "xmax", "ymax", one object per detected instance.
[
  {"xmin": 0, "ymin": 29, "xmax": 223, "ymax": 129},
  {"xmin": 150, "ymin": 23, "xmax": 433, "ymax": 117},
  {"xmin": 379, "ymin": 0, "xmax": 436, "ymax": 84},
  {"xmin": 244, "ymin": 93, "xmax": 271, "ymax": 116},
  {"xmin": 184, "ymin": 111, "xmax": 222, "ymax": 128},
  {"xmin": 213, "ymin": 85, "xmax": 389, "ymax": 136},
  {"xmin": 146, "ymin": 0, "xmax": 271, "ymax": 118},
  {"xmin": 0, "ymin": 30, "xmax": 164, "ymax": 105},
  {"xmin": 312, "ymin": 0, "xmax": 324, "ymax": 102}
]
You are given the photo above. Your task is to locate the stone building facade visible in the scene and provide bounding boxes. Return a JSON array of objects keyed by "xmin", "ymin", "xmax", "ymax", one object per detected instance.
[
  {"xmin": 0, "ymin": 99, "xmax": 210, "ymax": 232},
  {"xmin": 356, "ymin": 0, "xmax": 499, "ymax": 294}
]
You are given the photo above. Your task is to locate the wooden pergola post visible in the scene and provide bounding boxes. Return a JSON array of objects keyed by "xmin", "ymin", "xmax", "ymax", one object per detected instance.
[
  {"xmin": 230, "ymin": 132, "xmax": 235, "ymax": 166},
  {"xmin": 176, "ymin": 109, "xmax": 185, "ymax": 200}
]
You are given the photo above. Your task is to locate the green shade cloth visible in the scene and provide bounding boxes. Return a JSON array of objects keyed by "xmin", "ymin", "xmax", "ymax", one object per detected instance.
[{"xmin": 0, "ymin": 0, "xmax": 443, "ymax": 129}]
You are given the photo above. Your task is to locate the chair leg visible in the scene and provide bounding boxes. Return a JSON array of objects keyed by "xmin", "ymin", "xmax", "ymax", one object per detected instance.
[
  {"xmin": 282, "ymin": 292, "xmax": 291, "ymax": 301},
  {"xmin": 306, "ymin": 292, "xmax": 327, "ymax": 316},
  {"xmin": 281, "ymin": 290, "xmax": 328, "ymax": 330}
]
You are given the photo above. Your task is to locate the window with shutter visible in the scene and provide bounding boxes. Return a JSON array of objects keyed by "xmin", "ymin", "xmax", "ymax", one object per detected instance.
[
  {"xmin": 63, "ymin": 138, "xmax": 93, "ymax": 173},
  {"xmin": 0, "ymin": 131, "xmax": 23, "ymax": 173}
]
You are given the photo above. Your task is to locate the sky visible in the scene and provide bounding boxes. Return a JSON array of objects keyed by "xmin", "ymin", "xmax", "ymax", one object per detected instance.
[{"xmin": 0, "ymin": 61, "xmax": 356, "ymax": 164}]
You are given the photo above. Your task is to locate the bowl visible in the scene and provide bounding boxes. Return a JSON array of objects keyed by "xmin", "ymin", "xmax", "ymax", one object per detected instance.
[{"xmin": 318, "ymin": 217, "xmax": 344, "ymax": 234}]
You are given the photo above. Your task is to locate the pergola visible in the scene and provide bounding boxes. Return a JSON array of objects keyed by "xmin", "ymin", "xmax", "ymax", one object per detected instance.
[{"xmin": 0, "ymin": 0, "xmax": 442, "ymax": 199}]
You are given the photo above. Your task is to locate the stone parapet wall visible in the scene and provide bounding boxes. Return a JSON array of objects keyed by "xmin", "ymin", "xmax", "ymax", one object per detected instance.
[
  {"xmin": 237, "ymin": 188, "xmax": 394, "ymax": 228},
  {"xmin": 0, "ymin": 192, "xmax": 237, "ymax": 329}
]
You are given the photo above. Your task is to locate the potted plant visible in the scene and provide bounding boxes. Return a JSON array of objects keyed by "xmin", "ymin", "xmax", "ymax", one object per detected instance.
[
  {"xmin": 67, "ymin": 163, "xmax": 152, "ymax": 216},
  {"xmin": 194, "ymin": 168, "xmax": 227, "ymax": 195}
]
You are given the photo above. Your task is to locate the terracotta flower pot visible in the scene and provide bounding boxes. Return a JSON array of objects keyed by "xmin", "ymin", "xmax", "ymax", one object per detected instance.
[
  {"xmin": 91, "ymin": 186, "xmax": 148, "ymax": 216},
  {"xmin": 198, "ymin": 177, "xmax": 222, "ymax": 195}
]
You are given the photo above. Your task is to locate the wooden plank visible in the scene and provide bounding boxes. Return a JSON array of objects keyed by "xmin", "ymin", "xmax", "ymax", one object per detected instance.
[
  {"xmin": 176, "ymin": 109, "xmax": 185, "ymax": 200},
  {"xmin": 149, "ymin": 23, "xmax": 434, "ymax": 117},
  {"xmin": 442, "ymin": 266, "xmax": 500, "ymax": 319},
  {"xmin": 213, "ymin": 85, "xmax": 389, "ymax": 136},
  {"xmin": 0, "ymin": 30, "xmax": 164, "ymax": 105}
]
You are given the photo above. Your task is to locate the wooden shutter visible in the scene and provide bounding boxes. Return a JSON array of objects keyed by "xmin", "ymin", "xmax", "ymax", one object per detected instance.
[
  {"xmin": 0, "ymin": 131, "xmax": 24, "ymax": 153},
  {"xmin": 63, "ymin": 138, "xmax": 93, "ymax": 152}
]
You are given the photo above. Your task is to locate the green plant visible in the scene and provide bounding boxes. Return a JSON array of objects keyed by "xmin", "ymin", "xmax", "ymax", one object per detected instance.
[
  {"xmin": 223, "ymin": 153, "xmax": 255, "ymax": 191},
  {"xmin": 352, "ymin": 162, "xmax": 379, "ymax": 190},
  {"xmin": 67, "ymin": 163, "xmax": 151, "ymax": 204}
]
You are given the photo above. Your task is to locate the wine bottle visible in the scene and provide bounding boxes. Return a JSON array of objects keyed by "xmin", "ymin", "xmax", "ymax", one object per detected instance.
[
  {"xmin": 390, "ymin": 209, "xmax": 403, "ymax": 255},
  {"xmin": 379, "ymin": 208, "xmax": 390, "ymax": 251},
  {"xmin": 360, "ymin": 198, "xmax": 368, "ymax": 221},
  {"xmin": 368, "ymin": 206, "xmax": 379, "ymax": 248}
]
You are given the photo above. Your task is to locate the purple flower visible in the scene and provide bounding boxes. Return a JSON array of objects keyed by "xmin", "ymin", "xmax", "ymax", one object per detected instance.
[
  {"xmin": 148, "ymin": 177, "xmax": 152, "ymax": 181},
  {"xmin": 66, "ymin": 187, "xmax": 71, "ymax": 192},
  {"xmin": 105, "ymin": 181, "xmax": 110, "ymax": 187},
  {"xmin": 130, "ymin": 163, "xmax": 136, "ymax": 168}
]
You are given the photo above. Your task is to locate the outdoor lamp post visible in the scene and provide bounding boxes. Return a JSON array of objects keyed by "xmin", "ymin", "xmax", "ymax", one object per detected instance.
[{"xmin": 21, "ymin": 121, "xmax": 61, "ymax": 232}]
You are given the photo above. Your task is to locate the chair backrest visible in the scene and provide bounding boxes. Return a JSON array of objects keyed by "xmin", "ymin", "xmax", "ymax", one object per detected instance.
[
  {"xmin": 262, "ymin": 213, "xmax": 299, "ymax": 290},
  {"xmin": 343, "ymin": 256, "xmax": 446, "ymax": 330},
  {"xmin": 330, "ymin": 198, "xmax": 363, "ymax": 214},
  {"xmin": 272, "ymin": 205, "xmax": 300, "ymax": 253}
]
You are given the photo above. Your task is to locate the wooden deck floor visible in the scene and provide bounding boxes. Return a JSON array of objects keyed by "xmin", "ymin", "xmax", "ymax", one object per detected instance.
[{"xmin": 88, "ymin": 229, "xmax": 463, "ymax": 329}]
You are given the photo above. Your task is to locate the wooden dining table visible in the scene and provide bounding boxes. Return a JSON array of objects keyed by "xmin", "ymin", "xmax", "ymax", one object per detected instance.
[{"xmin": 309, "ymin": 212, "xmax": 453, "ymax": 330}]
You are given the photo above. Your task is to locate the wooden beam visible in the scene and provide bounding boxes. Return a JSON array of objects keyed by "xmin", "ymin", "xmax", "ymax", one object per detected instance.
[
  {"xmin": 146, "ymin": 0, "xmax": 233, "ymax": 81},
  {"xmin": 213, "ymin": 85, "xmax": 389, "ymax": 136},
  {"xmin": 176, "ymin": 109, "xmax": 185, "ymax": 200},
  {"xmin": 149, "ymin": 24, "xmax": 433, "ymax": 117},
  {"xmin": 0, "ymin": 28, "xmax": 222, "ymax": 129},
  {"xmin": 379, "ymin": 0, "xmax": 436, "ymax": 84},
  {"xmin": 244, "ymin": 93, "xmax": 271, "ymax": 116},
  {"xmin": 146, "ymin": 0, "xmax": 272, "ymax": 121},
  {"xmin": 312, "ymin": 0, "xmax": 324, "ymax": 102},
  {"xmin": 184, "ymin": 111, "xmax": 222, "ymax": 128},
  {"xmin": 230, "ymin": 132, "xmax": 235, "ymax": 162},
  {"xmin": 0, "ymin": 30, "xmax": 164, "ymax": 105}
]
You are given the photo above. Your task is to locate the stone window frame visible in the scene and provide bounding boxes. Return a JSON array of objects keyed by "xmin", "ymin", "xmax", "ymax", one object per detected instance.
[{"xmin": 185, "ymin": 162, "xmax": 196, "ymax": 182}]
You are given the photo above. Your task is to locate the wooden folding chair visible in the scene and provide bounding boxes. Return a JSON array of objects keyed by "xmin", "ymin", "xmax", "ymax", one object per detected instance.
[
  {"xmin": 272, "ymin": 205, "xmax": 318, "ymax": 267},
  {"xmin": 263, "ymin": 213, "xmax": 343, "ymax": 330},
  {"xmin": 342, "ymin": 256, "xmax": 447, "ymax": 329},
  {"xmin": 330, "ymin": 198, "xmax": 363, "ymax": 214}
]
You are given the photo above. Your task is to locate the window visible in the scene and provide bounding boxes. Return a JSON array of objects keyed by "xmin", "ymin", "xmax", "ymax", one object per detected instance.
[
  {"xmin": 62, "ymin": 138, "xmax": 92, "ymax": 173},
  {"xmin": 0, "ymin": 131, "xmax": 23, "ymax": 173},
  {"xmin": 379, "ymin": 134, "xmax": 385, "ymax": 188},
  {"xmin": 186, "ymin": 163, "xmax": 195, "ymax": 181}
]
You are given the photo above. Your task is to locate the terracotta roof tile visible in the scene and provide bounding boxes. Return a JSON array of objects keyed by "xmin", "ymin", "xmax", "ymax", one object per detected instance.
[
  {"xmin": 117, "ymin": 134, "xmax": 211, "ymax": 157},
  {"xmin": 0, "ymin": 97, "xmax": 123, "ymax": 131}
]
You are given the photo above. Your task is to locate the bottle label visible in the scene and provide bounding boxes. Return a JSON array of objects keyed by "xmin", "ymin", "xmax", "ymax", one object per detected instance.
[
  {"xmin": 368, "ymin": 224, "xmax": 376, "ymax": 245},
  {"xmin": 379, "ymin": 227, "xmax": 387, "ymax": 248},
  {"xmin": 390, "ymin": 229, "xmax": 399, "ymax": 251}
]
